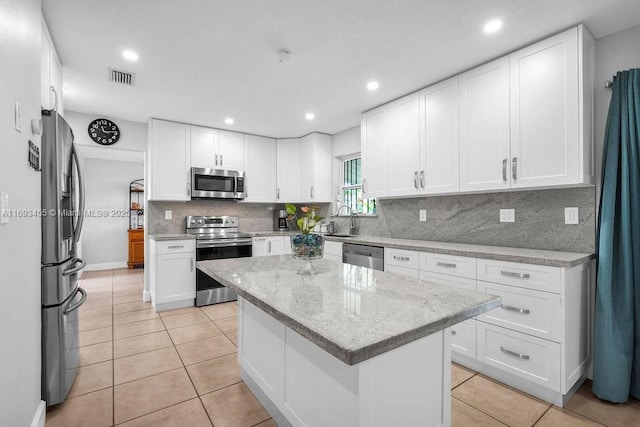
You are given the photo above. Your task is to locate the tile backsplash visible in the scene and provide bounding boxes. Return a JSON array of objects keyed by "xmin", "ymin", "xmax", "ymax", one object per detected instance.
[{"xmin": 148, "ymin": 187, "xmax": 596, "ymax": 253}]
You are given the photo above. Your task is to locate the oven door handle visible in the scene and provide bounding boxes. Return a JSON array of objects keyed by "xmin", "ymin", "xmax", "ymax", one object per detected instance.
[{"xmin": 197, "ymin": 240, "xmax": 253, "ymax": 248}]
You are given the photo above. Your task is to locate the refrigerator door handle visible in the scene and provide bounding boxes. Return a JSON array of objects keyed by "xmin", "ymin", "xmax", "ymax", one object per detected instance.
[
  {"xmin": 63, "ymin": 258, "xmax": 86, "ymax": 276},
  {"xmin": 71, "ymin": 144, "xmax": 85, "ymax": 243},
  {"xmin": 64, "ymin": 287, "xmax": 87, "ymax": 315}
]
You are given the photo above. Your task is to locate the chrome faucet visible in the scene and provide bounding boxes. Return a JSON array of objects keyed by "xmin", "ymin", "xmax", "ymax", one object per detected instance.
[{"xmin": 335, "ymin": 205, "xmax": 356, "ymax": 231}]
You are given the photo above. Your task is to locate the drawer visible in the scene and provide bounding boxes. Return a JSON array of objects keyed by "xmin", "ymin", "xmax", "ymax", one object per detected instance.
[
  {"xmin": 477, "ymin": 281, "xmax": 562, "ymax": 342},
  {"xmin": 324, "ymin": 241, "xmax": 343, "ymax": 257},
  {"xmin": 324, "ymin": 253, "xmax": 342, "ymax": 263},
  {"xmin": 385, "ymin": 264, "xmax": 420, "ymax": 279},
  {"xmin": 477, "ymin": 322, "xmax": 560, "ymax": 391},
  {"xmin": 155, "ymin": 240, "xmax": 195, "ymax": 254},
  {"xmin": 477, "ymin": 259, "xmax": 561, "ymax": 294},
  {"xmin": 384, "ymin": 248, "xmax": 419, "ymax": 269},
  {"xmin": 420, "ymin": 253, "xmax": 476, "ymax": 279},
  {"xmin": 420, "ymin": 271, "xmax": 476, "ymax": 292},
  {"xmin": 450, "ymin": 319, "xmax": 476, "ymax": 358}
]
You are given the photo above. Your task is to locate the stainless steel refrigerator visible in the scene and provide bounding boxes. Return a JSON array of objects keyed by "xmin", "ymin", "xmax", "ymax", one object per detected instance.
[{"xmin": 41, "ymin": 109, "xmax": 87, "ymax": 406}]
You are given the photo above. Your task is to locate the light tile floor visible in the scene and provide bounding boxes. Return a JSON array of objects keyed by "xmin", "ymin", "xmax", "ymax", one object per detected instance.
[{"xmin": 46, "ymin": 268, "xmax": 640, "ymax": 427}]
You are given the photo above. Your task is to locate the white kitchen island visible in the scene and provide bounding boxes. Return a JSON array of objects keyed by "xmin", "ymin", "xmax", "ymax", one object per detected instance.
[{"xmin": 198, "ymin": 256, "xmax": 500, "ymax": 427}]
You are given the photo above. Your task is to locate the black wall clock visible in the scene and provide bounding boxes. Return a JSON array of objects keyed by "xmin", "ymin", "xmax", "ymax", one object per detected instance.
[{"xmin": 88, "ymin": 118, "xmax": 120, "ymax": 145}]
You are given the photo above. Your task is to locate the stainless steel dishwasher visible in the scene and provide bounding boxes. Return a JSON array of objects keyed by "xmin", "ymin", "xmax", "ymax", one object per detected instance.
[{"xmin": 342, "ymin": 243, "xmax": 384, "ymax": 271}]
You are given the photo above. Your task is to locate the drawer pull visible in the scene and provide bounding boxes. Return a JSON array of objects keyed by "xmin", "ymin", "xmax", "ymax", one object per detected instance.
[
  {"xmin": 501, "ymin": 304, "xmax": 530, "ymax": 314},
  {"xmin": 168, "ymin": 245, "xmax": 184, "ymax": 249},
  {"xmin": 393, "ymin": 255, "xmax": 410, "ymax": 262},
  {"xmin": 500, "ymin": 270, "xmax": 530, "ymax": 279},
  {"xmin": 500, "ymin": 346, "xmax": 530, "ymax": 360},
  {"xmin": 437, "ymin": 261, "xmax": 457, "ymax": 268}
]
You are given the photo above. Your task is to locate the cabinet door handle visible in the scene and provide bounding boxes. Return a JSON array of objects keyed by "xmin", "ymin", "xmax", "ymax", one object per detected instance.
[
  {"xmin": 502, "ymin": 158, "xmax": 507, "ymax": 182},
  {"xmin": 215, "ymin": 153, "xmax": 218, "ymax": 166},
  {"xmin": 190, "ymin": 257, "xmax": 194, "ymax": 272},
  {"xmin": 420, "ymin": 171, "xmax": 425, "ymax": 189},
  {"xmin": 500, "ymin": 270, "xmax": 530, "ymax": 279},
  {"xmin": 362, "ymin": 179, "xmax": 367, "ymax": 194},
  {"xmin": 310, "ymin": 185, "xmax": 314, "ymax": 198},
  {"xmin": 437, "ymin": 261, "xmax": 457, "ymax": 268},
  {"xmin": 187, "ymin": 183, "xmax": 191, "ymax": 196},
  {"xmin": 268, "ymin": 241, "xmax": 272, "ymax": 253},
  {"xmin": 50, "ymin": 86, "xmax": 58, "ymax": 111},
  {"xmin": 414, "ymin": 171, "xmax": 419, "ymax": 189},
  {"xmin": 512, "ymin": 157, "xmax": 518, "ymax": 182},
  {"xmin": 500, "ymin": 346, "xmax": 530, "ymax": 360},
  {"xmin": 277, "ymin": 188, "xmax": 280, "ymax": 199},
  {"xmin": 168, "ymin": 245, "xmax": 184, "ymax": 249},
  {"xmin": 220, "ymin": 154, "xmax": 223, "ymax": 166},
  {"xmin": 501, "ymin": 304, "xmax": 531, "ymax": 314}
]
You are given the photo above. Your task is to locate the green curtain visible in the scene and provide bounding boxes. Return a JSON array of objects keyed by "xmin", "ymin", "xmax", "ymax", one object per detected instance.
[{"xmin": 593, "ymin": 68, "xmax": 640, "ymax": 403}]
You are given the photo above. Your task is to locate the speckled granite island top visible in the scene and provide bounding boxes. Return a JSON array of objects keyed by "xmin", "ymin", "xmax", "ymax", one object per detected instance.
[
  {"xmin": 323, "ymin": 235, "xmax": 594, "ymax": 267},
  {"xmin": 198, "ymin": 256, "xmax": 500, "ymax": 365},
  {"xmin": 148, "ymin": 234, "xmax": 195, "ymax": 241}
]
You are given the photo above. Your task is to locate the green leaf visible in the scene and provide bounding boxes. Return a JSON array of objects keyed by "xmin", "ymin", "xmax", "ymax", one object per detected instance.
[
  {"xmin": 297, "ymin": 218, "xmax": 305, "ymax": 232},
  {"xmin": 285, "ymin": 203, "xmax": 296, "ymax": 215},
  {"xmin": 312, "ymin": 215, "xmax": 323, "ymax": 222}
]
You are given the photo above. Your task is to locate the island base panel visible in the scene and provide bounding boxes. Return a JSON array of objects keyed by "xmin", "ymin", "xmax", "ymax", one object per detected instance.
[{"xmin": 238, "ymin": 297, "xmax": 452, "ymax": 427}]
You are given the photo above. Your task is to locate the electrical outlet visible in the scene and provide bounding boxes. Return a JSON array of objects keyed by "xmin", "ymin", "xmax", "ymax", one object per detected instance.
[
  {"xmin": 419, "ymin": 209, "xmax": 427, "ymax": 222},
  {"xmin": 500, "ymin": 209, "xmax": 515, "ymax": 223},
  {"xmin": 164, "ymin": 210, "xmax": 172, "ymax": 220},
  {"xmin": 565, "ymin": 207, "xmax": 579, "ymax": 225}
]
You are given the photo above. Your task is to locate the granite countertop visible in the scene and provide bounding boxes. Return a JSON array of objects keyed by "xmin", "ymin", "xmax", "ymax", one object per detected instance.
[
  {"xmin": 198, "ymin": 257, "xmax": 500, "ymax": 365},
  {"xmin": 323, "ymin": 235, "xmax": 594, "ymax": 267},
  {"xmin": 247, "ymin": 230, "xmax": 296, "ymax": 237},
  {"xmin": 148, "ymin": 234, "xmax": 196, "ymax": 241}
]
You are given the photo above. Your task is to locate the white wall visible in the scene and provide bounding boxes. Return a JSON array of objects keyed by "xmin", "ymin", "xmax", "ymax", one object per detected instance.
[
  {"xmin": 65, "ymin": 110, "xmax": 146, "ymax": 152},
  {"xmin": 0, "ymin": 0, "xmax": 46, "ymax": 425},
  {"xmin": 331, "ymin": 125, "xmax": 361, "ymax": 206},
  {"xmin": 83, "ymin": 158, "xmax": 143, "ymax": 269},
  {"xmin": 594, "ymin": 24, "xmax": 640, "ymax": 202}
]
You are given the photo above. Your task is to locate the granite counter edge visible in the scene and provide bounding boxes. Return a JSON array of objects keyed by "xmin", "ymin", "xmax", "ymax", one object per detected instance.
[{"xmin": 148, "ymin": 234, "xmax": 196, "ymax": 241}]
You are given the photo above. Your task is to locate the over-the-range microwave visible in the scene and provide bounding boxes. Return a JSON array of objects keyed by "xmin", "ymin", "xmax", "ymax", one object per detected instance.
[{"xmin": 190, "ymin": 167, "xmax": 246, "ymax": 200}]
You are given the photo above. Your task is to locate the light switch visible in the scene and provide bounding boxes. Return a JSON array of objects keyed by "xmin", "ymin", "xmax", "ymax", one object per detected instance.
[
  {"xmin": 1, "ymin": 192, "xmax": 9, "ymax": 225},
  {"xmin": 419, "ymin": 210, "xmax": 427, "ymax": 222},
  {"xmin": 565, "ymin": 207, "xmax": 579, "ymax": 225},
  {"xmin": 500, "ymin": 209, "xmax": 515, "ymax": 223},
  {"xmin": 164, "ymin": 210, "xmax": 172, "ymax": 220}
]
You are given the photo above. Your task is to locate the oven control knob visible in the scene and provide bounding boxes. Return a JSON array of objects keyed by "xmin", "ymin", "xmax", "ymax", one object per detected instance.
[
  {"xmin": 197, "ymin": 219, "xmax": 203, "ymax": 224},
  {"xmin": 191, "ymin": 219, "xmax": 195, "ymax": 224}
]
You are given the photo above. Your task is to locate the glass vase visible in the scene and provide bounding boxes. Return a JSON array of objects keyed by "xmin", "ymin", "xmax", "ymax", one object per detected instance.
[{"xmin": 290, "ymin": 233, "xmax": 325, "ymax": 275}]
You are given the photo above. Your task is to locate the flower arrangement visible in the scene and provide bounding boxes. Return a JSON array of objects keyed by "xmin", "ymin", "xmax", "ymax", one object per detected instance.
[{"xmin": 285, "ymin": 203, "xmax": 323, "ymax": 235}]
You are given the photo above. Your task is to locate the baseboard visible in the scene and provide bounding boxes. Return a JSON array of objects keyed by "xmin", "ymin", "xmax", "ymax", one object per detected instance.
[
  {"xmin": 143, "ymin": 289, "xmax": 151, "ymax": 302},
  {"xmin": 84, "ymin": 261, "xmax": 128, "ymax": 271},
  {"xmin": 31, "ymin": 401, "xmax": 46, "ymax": 427}
]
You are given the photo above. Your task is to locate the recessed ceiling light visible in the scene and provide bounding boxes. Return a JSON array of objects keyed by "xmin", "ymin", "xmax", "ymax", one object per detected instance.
[
  {"xmin": 484, "ymin": 20, "xmax": 503, "ymax": 34},
  {"xmin": 224, "ymin": 118, "xmax": 234, "ymax": 125},
  {"xmin": 367, "ymin": 81, "xmax": 379, "ymax": 91},
  {"xmin": 122, "ymin": 50, "xmax": 139, "ymax": 61},
  {"xmin": 305, "ymin": 113, "xmax": 315, "ymax": 120}
]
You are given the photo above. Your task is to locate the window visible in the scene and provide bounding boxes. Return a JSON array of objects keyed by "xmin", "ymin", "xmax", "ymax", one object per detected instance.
[{"xmin": 340, "ymin": 156, "xmax": 376, "ymax": 215}]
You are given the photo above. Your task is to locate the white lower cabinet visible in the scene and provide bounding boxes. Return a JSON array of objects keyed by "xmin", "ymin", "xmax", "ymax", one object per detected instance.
[
  {"xmin": 324, "ymin": 241, "xmax": 343, "ymax": 263},
  {"xmin": 149, "ymin": 239, "xmax": 196, "ymax": 312},
  {"xmin": 252, "ymin": 236, "xmax": 291, "ymax": 257}
]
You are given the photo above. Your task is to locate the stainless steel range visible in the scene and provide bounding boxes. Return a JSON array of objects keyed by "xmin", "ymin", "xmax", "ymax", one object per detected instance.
[{"xmin": 186, "ymin": 215, "xmax": 252, "ymax": 306}]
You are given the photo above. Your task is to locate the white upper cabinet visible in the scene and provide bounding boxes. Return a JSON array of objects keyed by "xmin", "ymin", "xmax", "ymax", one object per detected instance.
[
  {"xmin": 148, "ymin": 119, "xmax": 191, "ymax": 201},
  {"xmin": 459, "ymin": 57, "xmax": 511, "ymax": 192},
  {"xmin": 299, "ymin": 133, "xmax": 332, "ymax": 203},
  {"xmin": 509, "ymin": 25, "xmax": 594, "ymax": 188},
  {"xmin": 244, "ymin": 135, "xmax": 277, "ymax": 203},
  {"xmin": 190, "ymin": 126, "xmax": 218, "ymax": 168},
  {"xmin": 217, "ymin": 130, "xmax": 245, "ymax": 170},
  {"xmin": 361, "ymin": 106, "xmax": 389, "ymax": 199},
  {"xmin": 387, "ymin": 94, "xmax": 422, "ymax": 197},
  {"xmin": 190, "ymin": 127, "xmax": 244, "ymax": 170},
  {"xmin": 41, "ymin": 18, "xmax": 63, "ymax": 114},
  {"xmin": 276, "ymin": 138, "xmax": 301, "ymax": 202},
  {"xmin": 421, "ymin": 76, "xmax": 460, "ymax": 194}
]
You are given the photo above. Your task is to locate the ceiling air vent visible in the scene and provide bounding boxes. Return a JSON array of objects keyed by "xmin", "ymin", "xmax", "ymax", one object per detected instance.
[{"xmin": 108, "ymin": 67, "xmax": 136, "ymax": 86}]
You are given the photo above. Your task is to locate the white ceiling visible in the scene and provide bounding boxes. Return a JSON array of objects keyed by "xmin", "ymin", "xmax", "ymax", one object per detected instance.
[{"xmin": 43, "ymin": 0, "xmax": 640, "ymax": 139}]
